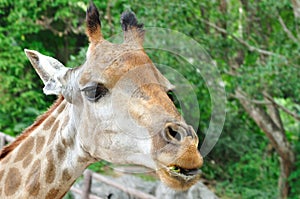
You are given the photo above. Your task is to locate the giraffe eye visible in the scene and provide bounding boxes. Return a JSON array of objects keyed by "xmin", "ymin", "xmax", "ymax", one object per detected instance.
[{"xmin": 82, "ymin": 83, "xmax": 108, "ymax": 102}]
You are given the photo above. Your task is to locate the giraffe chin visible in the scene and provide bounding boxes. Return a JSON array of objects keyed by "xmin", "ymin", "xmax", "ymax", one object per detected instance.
[{"xmin": 157, "ymin": 165, "xmax": 201, "ymax": 191}]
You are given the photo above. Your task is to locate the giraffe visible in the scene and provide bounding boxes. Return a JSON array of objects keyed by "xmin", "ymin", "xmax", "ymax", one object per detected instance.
[{"xmin": 0, "ymin": 2, "xmax": 203, "ymax": 198}]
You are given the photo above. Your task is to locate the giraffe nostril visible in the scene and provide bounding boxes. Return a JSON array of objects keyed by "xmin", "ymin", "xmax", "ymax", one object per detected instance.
[
  {"xmin": 167, "ymin": 126, "xmax": 182, "ymax": 142},
  {"xmin": 163, "ymin": 123, "xmax": 188, "ymax": 143}
]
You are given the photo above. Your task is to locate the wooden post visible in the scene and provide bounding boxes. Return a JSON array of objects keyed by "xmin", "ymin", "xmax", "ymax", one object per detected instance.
[
  {"xmin": 82, "ymin": 170, "xmax": 92, "ymax": 199},
  {"xmin": 0, "ymin": 135, "xmax": 5, "ymax": 149}
]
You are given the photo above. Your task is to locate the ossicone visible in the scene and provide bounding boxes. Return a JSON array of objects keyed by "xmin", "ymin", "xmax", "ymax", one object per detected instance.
[
  {"xmin": 85, "ymin": 2, "xmax": 145, "ymax": 47},
  {"xmin": 121, "ymin": 11, "xmax": 145, "ymax": 46},
  {"xmin": 86, "ymin": 2, "xmax": 102, "ymax": 43}
]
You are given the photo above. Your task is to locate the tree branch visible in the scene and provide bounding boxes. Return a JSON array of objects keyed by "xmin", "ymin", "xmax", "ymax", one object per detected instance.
[
  {"xmin": 263, "ymin": 91, "xmax": 285, "ymax": 131},
  {"xmin": 292, "ymin": 0, "xmax": 300, "ymax": 18},
  {"xmin": 278, "ymin": 15, "xmax": 299, "ymax": 43},
  {"xmin": 105, "ymin": 0, "xmax": 114, "ymax": 34},
  {"xmin": 229, "ymin": 93, "xmax": 271, "ymax": 105},
  {"xmin": 263, "ymin": 92, "xmax": 300, "ymax": 121},
  {"xmin": 231, "ymin": 92, "xmax": 300, "ymax": 121},
  {"xmin": 235, "ymin": 88, "xmax": 294, "ymax": 164},
  {"xmin": 36, "ymin": 16, "xmax": 84, "ymax": 36},
  {"xmin": 200, "ymin": 19, "xmax": 285, "ymax": 58}
]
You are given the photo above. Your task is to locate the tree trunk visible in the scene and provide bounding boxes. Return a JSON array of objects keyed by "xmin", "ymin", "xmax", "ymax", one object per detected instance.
[
  {"xmin": 235, "ymin": 89, "xmax": 295, "ymax": 199},
  {"xmin": 200, "ymin": 5, "xmax": 210, "ymax": 34},
  {"xmin": 263, "ymin": 91, "xmax": 284, "ymax": 132},
  {"xmin": 292, "ymin": 0, "xmax": 300, "ymax": 19},
  {"xmin": 218, "ymin": 0, "xmax": 227, "ymax": 39}
]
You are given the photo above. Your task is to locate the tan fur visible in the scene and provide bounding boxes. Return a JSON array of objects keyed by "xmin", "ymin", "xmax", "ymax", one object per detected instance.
[
  {"xmin": 4, "ymin": 168, "xmax": 21, "ymax": 196},
  {"xmin": 43, "ymin": 116, "xmax": 57, "ymax": 131},
  {"xmin": 45, "ymin": 151, "xmax": 56, "ymax": 184},
  {"xmin": 22, "ymin": 154, "xmax": 33, "ymax": 169},
  {"xmin": 45, "ymin": 188, "xmax": 59, "ymax": 199},
  {"xmin": 25, "ymin": 159, "xmax": 41, "ymax": 196},
  {"xmin": 56, "ymin": 144, "xmax": 66, "ymax": 160},
  {"xmin": 14, "ymin": 137, "xmax": 34, "ymax": 163},
  {"xmin": 47, "ymin": 119, "xmax": 59, "ymax": 145},
  {"xmin": 62, "ymin": 169, "xmax": 72, "ymax": 182},
  {"xmin": 0, "ymin": 169, "xmax": 4, "ymax": 182},
  {"xmin": 0, "ymin": 96, "xmax": 85, "ymax": 198},
  {"xmin": 35, "ymin": 136, "xmax": 46, "ymax": 154}
]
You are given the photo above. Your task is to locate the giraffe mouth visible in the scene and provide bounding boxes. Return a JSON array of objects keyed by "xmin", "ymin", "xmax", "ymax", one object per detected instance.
[
  {"xmin": 156, "ymin": 163, "xmax": 202, "ymax": 190},
  {"xmin": 166, "ymin": 165, "xmax": 202, "ymax": 181}
]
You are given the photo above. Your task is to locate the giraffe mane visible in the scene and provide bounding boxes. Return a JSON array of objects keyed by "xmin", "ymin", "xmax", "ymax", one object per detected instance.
[{"xmin": 0, "ymin": 95, "xmax": 64, "ymax": 160}]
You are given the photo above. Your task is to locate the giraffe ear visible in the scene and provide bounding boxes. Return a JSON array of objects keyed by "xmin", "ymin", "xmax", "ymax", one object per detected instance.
[{"xmin": 24, "ymin": 49, "xmax": 70, "ymax": 96}]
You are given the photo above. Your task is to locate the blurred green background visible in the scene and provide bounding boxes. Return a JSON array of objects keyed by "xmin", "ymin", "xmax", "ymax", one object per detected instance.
[{"xmin": 0, "ymin": 0, "xmax": 299, "ymax": 198}]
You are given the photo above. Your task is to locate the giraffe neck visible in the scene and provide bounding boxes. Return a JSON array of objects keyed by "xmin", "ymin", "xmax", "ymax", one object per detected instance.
[{"xmin": 0, "ymin": 97, "xmax": 95, "ymax": 199}]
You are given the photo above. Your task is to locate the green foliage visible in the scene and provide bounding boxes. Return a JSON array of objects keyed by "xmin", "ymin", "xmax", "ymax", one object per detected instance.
[
  {"xmin": 219, "ymin": 152, "xmax": 278, "ymax": 198},
  {"xmin": 289, "ymin": 141, "xmax": 300, "ymax": 199},
  {"xmin": 62, "ymin": 192, "xmax": 74, "ymax": 199},
  {"xmin": 88, "ymin": 161, "xmax": 111, "ymax": 173},
  {"xmin": 202, "ymin": 101, "xmax": 279, "ymax": 198}
]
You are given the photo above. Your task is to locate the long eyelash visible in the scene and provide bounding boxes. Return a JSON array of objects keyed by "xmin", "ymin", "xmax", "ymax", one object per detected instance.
[{"xmin": 81, "ymin": 83, "xmax": 109, "ymax": 102}]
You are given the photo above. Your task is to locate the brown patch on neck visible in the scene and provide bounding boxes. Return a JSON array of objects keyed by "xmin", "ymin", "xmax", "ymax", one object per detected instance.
[
  {"xmin": 45, "ymin": 188, "xmax": 59, "ymax": 199},
  {"xmin": 0, "ymin": 96, "xmax": 65, "ymax": 160},
  {"xmin": 4, "ymin": 167, "xmax": 21, "ymax": 196}
]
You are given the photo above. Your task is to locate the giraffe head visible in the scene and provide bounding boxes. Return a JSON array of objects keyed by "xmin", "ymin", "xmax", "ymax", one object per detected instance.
[{"xmin": 24, "ymin": 3, "xmax": 203, "ymax": 190}]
